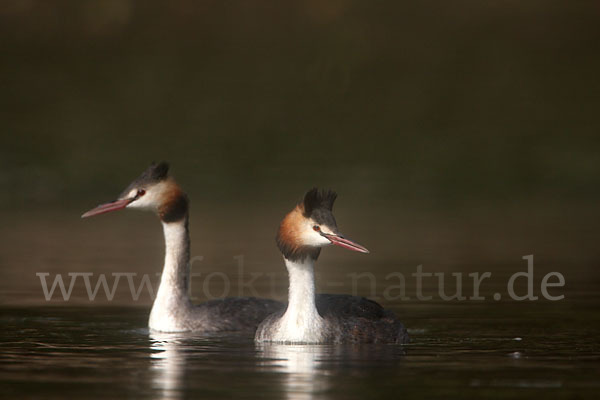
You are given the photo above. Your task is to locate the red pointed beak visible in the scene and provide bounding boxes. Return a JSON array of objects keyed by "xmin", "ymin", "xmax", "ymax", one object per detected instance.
[
  {"xmin": 322, "ymin": 233, "xmax": 370, "ymax": 253},
  {"xmin": 81, "ymin": 198, "xmax": 134, "ymax": 218}
]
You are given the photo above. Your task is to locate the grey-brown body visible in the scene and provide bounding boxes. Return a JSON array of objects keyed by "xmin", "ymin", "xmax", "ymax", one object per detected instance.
[{"xmin": 257, "ymin": 294, "xmax": 409, "ymax": 344}]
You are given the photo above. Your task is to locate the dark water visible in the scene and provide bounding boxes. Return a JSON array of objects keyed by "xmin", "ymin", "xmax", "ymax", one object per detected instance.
[{"xmin": 2, "ymin": 302, "xmax": 598, "ymax": 399}]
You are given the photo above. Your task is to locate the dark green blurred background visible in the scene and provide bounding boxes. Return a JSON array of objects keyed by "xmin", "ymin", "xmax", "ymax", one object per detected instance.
[{"xmin": 1, "ymin": 1, "xmax": 599, "ymax": 304}]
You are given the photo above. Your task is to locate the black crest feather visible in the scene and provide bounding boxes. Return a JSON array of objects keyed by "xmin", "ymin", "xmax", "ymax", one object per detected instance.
[
  {"xmin": 303, "ymin": 188, "xmax": 337, "ymax": 216},
  {"xmin": 142, "ymin": 161, "xmax": 170, "ymax": 182},
  {"xmin": 119, "ymin": 161, "xmax": 170, "ymax": 198}
]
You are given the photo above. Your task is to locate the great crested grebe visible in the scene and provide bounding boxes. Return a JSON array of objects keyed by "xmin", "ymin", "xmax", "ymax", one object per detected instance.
[
  {"xmin": 82, "ymin": 162, "xmax": 283, "ymax": 333},
  {"xmin": 255, "ymin": 189, "xmax": 409, "ymax": 344}
]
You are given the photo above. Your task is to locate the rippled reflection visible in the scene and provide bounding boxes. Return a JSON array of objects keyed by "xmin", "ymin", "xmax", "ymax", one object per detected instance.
[
  {"xmin": 257, "ymin": 343, "xmax": 332, "ymax": 400},
  {"xmin": 149, "ymin": 333, "xmax": 187, "ymax": 400},
  {"xmin": 256, "ymin": 341, "xmax": 410, "ymax": 399}
]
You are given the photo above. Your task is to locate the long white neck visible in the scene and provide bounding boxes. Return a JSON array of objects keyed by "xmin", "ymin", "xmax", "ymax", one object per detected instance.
[
  {"xmin": 149, "ymin": 217, "xmax": 193, "ymax": 332},
  {"xmin": 273, "ymin": 257, "xmax": 325, "ymax": 343}
]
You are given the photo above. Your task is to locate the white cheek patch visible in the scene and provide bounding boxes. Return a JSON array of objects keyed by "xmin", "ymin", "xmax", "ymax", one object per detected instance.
[
  {"xmin": 126, "ymin": 184, "xmax": 163, "ymax": 210},
  {"xmin": 115, "ymin": 180, "xmax": 181, "ymax": 214},
  {"xmin": 300, "ymin": 219, "xmax": 332, "ymax": 247},
  {"xmin": 139, "ymin": 193, "xmax": 159, "ymax": 210}
]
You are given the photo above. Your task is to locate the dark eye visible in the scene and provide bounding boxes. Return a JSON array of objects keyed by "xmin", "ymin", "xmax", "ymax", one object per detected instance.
[
  {"xmin": 313, "ymin": 225, "xmax": 320, "ymax": 232},
  {"xmin": 137, "ymin": 189, "xmax": 146, "ymax": 197}
]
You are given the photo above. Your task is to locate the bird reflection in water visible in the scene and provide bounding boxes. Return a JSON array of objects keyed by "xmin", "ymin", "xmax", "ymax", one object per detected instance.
[
  {"xmin": 257, "ymin": 342, "xmax": 407, "ymax": 399},
  {"xmin": 258, "ymin": 343, "xmax": 332, "ymax": 400},
  {"xmin": 150, "ymin": 332, "xmax": 187, "ymax": 400}
]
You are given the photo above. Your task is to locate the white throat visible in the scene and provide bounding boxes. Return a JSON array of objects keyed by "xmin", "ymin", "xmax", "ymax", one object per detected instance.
[
  {"xmin": 271, "ymin": 257, "xmax": 325, "ymax": 343},
  {"xmin": 148, "ymin": 218, "xmax": 193, "ymax": 332}
]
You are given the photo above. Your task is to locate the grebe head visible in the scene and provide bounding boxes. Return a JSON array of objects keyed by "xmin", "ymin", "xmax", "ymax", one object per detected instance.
[
  {"xmin": 276, "ymin": 188, "xmax": 369, "ymax": 261},
  {"xmin": 81, "ymin": 162, "xmax": 188, "ymax": 223}
]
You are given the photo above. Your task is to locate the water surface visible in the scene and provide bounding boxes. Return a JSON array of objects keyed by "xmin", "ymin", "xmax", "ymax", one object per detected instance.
[{"xmin": 2, "ymin": 302, "xmax": 598, "ymax": 399}]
